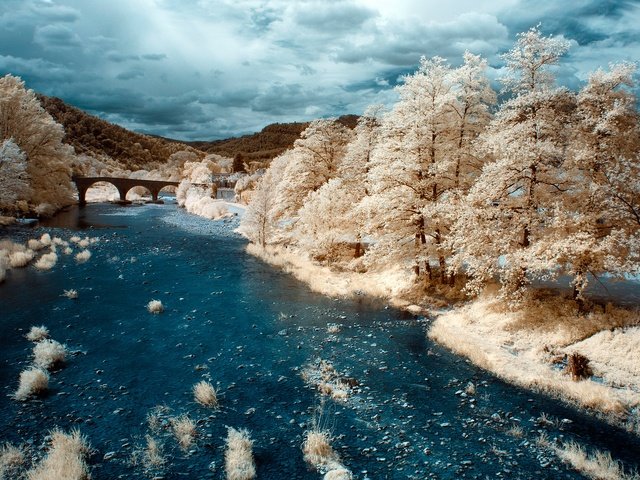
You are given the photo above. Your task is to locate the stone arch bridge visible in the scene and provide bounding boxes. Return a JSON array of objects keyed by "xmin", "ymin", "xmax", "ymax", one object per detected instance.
[{"xmin": 73, "ymin": 176, "xmax": 180, "ymax": 205}]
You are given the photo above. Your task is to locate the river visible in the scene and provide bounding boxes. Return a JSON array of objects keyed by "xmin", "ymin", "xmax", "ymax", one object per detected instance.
[{"xmin": 0, "ymin": 200, "xmax": 638, "ymax": 479}]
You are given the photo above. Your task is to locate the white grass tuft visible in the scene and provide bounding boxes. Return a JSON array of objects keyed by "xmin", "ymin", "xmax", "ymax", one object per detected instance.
[
  {"xmin": 170, "ymin": 415, "xmax": 196, "ymax": 451},
  {"xmin": 9, "ymin": 250, "xmax": 34, "ymax": 268},
  {"xmin": 0, "ymin": 442, "xmax": 26, "ymax": 478},
  {"xmin": 26, "ymin": 325, "xmax": 50, "ymax": 342},
  {"xmin": 33, "ymin": 339, "xmax": 67, "ymax": 370},
  {"xmin": 63, "ymin": 289, "xmax": 79, "ymax": 299},
  {"xmin": 26, "ymin": 428, "xmax": 91, "ymax": 480},
  {"xmin": 303, "ymin": 428, "xmax": 340, "ymax": 470},
  {"xmin": 147, "ymin": 300, "xmax": 164, "ymax": 314},
  {"xmin": 39, "ymin": 233, "xmax": 52, "ymax": 246},
  {"xmin": 225, "ymin": 427, "xmax": 255, "ymax": 480},
  {"xmin": 63, "ymin": 246, "xmax": 73, "ymax": 255},
  {"xmin": 553, "ymin": 441, "xmax": 640, "ymax": 480},
  {"xmin": 27, "ymin": 239, "xmax": 44, "ymax": 251},
  {"xmin": 324, "ymin": 467, "xmax": 354, "ymax": 480},
  {"xmin": 14, "ymin": 367, "xmax": 49, "ymax": 401},
  {"xmin": 75, "ymin": 250, "xmax": 91, "ymax": 263},
  {"xmin": 34, "ymin": 251, "xmax": 58, "ymax": 270},
  {"xmin": 78, "ymin": 238, "xmax": 90, "ymax": 248},
  {"xmin": 193, "ymin": 380, "xmax": 218, "ymax": 407},
  {"xmin": 70, "ymin": 236, "xmax": 81, "ymax": 244}
]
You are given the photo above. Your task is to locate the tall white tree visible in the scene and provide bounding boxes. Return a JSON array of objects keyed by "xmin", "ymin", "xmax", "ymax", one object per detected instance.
[
  {"xmin": 0, "ymin": 138, "xmax": 30, "ymax": 213},
  {"xmin": 365, "ymin": 56, "xmax": 455, "ymax": 280},
  {"xmin": 451, "ymin": 26, "xmax": 573, "ymax": 298},
  {"xmin": 554, "ymin": 62, "xmax": 640, "ymax": 300},
  {"xmin": 296, "ymin": 107, "xmax": 383, "ymax": 261},
  {"xmin": 272, "ymin": 119, "xmax": 352, "ymax": 221},
  {"xmin": 0, "ymin": 75, "xmax": 74, "ymax": 214}
]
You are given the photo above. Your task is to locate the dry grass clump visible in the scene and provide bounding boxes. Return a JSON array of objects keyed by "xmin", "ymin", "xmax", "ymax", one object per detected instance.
[
  {"xmin": 225, "ymin": 427, "xmax": 255, "ymax": 480},
  {"xmin": 144, "ymin": 436, "xmax": 165, "ymax": 468},
  {"xmin": 302, "ymin": 428, "xmax": 339, "ymax": 470},
  {"xmin": 39, "ymin": 234, "xmax": 52, "ymax": 246},
  {"xmin": 147, "ymin": 299, "xmax": 164, "ymax": 314},
  {"xmin": 324, "ymin": 468, "xmax": 354, "ymax": 480},
  {"xmin": 33, "ymin": 339, "xmax": 67, "ymax": 370},
  {"xmin": 553, "ymin": 441, "xmax": 640, "ymax": 480},
  {"xmin": 75, "ymin": 250, "xmax": 91, "ymax": 263},
  {"xmin": 26, "ymin": 325, "xmax": 50, "ymax": 343},
  {"xmin": 566, "ymin": 352, "xmax": 593, "ymax": 380},
  {"xmin": 0, "ymin": 443, "xmax": 26, "ymax": 478},
  {"xmin": 327, "ymin": 324, "xmax": 342, "ymax": 334},
  {"xmin": 170, "ymin": 415, "xmax": 197, "ymax": 450},
  {"xmin": 63, "ymin": 289, "xmax": 79, "ymax": 299},
  {"xmin": 34, "ymin": 251, "xmax": 58, "ymax": 270},
  {"xmin": 27, "ymin": 239, "xmax": 44, "ymax": 251},
  {"xmin": 9, "ymin": 250, "xmax": 34, "ymax": 268},
  {"xmin": 193, "ymin": 380, "xmax": 218, "ymax": 407},
  {"xmin": 26, "ymin": 428, "xmax": 91, "ymax": 480},
  {"xmin": 14, "ymin": 367, "xmax": 49, "ymax": 401}
]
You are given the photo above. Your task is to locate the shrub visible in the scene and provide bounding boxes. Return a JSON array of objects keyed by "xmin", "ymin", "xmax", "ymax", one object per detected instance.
[
  {"xmin": 193, "ymin": 380, "xmax": 218, "ymax": 407},
  {"xmin": 33, "ymin": 339, "xmax": 67, "ymax": 370},
  {"xmin": 14, "ymin": 367, "xmax": 49, "ymax": 401},
  {"xmin": 26, "ymin": 325, "xmax": 50, "ymax": 342},
  {"xmin": 225, "ymin": 427, "xmax": 255, "ymax": 480},
  {"xmin": 147, "ymin": 300, "xmax": 164, "ymax": 314},
  {"xmin": 170, "ymin": 415, "xmax": 196, "ymax": 451},
  {"xmin": 26, "ymin": 428, "xmax": 91, "ymax": 480},
  {"xmin": 566, "ymin": 352, "xmax": 592, "ymax": 381}
]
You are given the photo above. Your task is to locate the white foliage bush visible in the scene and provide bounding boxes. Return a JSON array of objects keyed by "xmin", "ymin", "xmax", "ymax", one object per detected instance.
[{"xmin": 176, "ymin": 180, "xmax": 232, "ymax": 220}]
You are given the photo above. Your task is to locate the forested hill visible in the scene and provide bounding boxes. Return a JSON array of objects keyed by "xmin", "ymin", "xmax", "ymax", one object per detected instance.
[
  {"xmin": 180, "ymin": 114, "xmax": 359, "ymax": 162},
  {"xmin": 38, "ymin": 95, "xmax": 202, "ymax": 171},
  {"xmin": 39, "ymin": 93, "xmax": 359, "ymax": 168}
]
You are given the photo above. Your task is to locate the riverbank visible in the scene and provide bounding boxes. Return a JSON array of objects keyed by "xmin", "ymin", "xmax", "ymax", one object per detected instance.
[
  {"xmin": 429, "ymin": 291, "xmax": 640, "ymax": 431},
  {"xmin": 245, "ymin": 243, "xmax": 640, "ymax": 436}
]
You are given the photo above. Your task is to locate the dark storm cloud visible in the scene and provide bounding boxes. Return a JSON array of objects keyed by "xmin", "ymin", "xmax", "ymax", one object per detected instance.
[{"xmin": 0, "ymin": 0, "xmax": 638, "ymax": 140}]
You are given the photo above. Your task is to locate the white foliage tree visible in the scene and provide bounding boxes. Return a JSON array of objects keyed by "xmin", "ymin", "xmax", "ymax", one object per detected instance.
[
  {"xmin": 0, "ymin": 138, "xmax": 30, "ymax": 213},
  {"xmin": 272, "ymin": 119, "xmax": 352, "ymax": 222},
  {"xmin": 556, "ymin": 62, "xmax": 640, "ymax": 299},
  {"xmin": 296, "ymin": 107, "xmax": 383, "ymax": 262},
  {"xmin": 0, "ymin": 75, "xmax": 74, "ymax": 214},
  {"xmin": 451, "ymin": 26, "xmax": 574, "ymax": 299}
]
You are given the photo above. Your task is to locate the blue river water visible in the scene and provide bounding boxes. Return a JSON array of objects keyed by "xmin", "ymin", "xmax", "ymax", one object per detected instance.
[{"xmin": 0, "ymin": 201, "xmax": 638, "ymax": 479}]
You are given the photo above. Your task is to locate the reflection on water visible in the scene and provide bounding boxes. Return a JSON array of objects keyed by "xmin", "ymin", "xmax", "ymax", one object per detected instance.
[{"xmin": 0, "ymin": 202, "xmax": 638, "ymax": 479}]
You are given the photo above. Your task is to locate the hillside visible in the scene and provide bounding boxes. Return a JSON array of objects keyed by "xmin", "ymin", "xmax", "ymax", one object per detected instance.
[
  {"xmin": 39, "ymin": 94, "xmax": 359, "ymax": 170},
  {"xmin": 183, "ymin": 114, "xmax": 359, "ymax": 162},
  {"xmin": 39, "ymin": 95, "xmax": 203, "ymax": 171}
]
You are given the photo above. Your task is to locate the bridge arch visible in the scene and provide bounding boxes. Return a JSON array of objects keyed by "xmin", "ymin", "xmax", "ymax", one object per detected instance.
[{"xmin": 73, "ymin": 176, "xmax": 180, "ymax": 205}]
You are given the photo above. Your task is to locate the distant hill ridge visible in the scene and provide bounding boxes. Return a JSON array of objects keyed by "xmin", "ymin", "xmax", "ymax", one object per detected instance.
[
  {"xmin": 182, "ymin": 114, "xmax": 359, "ymax": 161},
  {"xmin": 39, "ymin": 94, "xmax": 359, "ymax": 169}
]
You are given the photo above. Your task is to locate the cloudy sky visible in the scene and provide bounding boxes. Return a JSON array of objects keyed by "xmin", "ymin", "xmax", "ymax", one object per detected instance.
[{"xmin": 1, "ymin": 0, "xmax": 638, "ymax": 140}]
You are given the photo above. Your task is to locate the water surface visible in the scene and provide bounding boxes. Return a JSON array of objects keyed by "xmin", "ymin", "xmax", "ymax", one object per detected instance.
[{"xmin": 1, "ymin": 202, "xmax": 638, "ymax": 479}]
